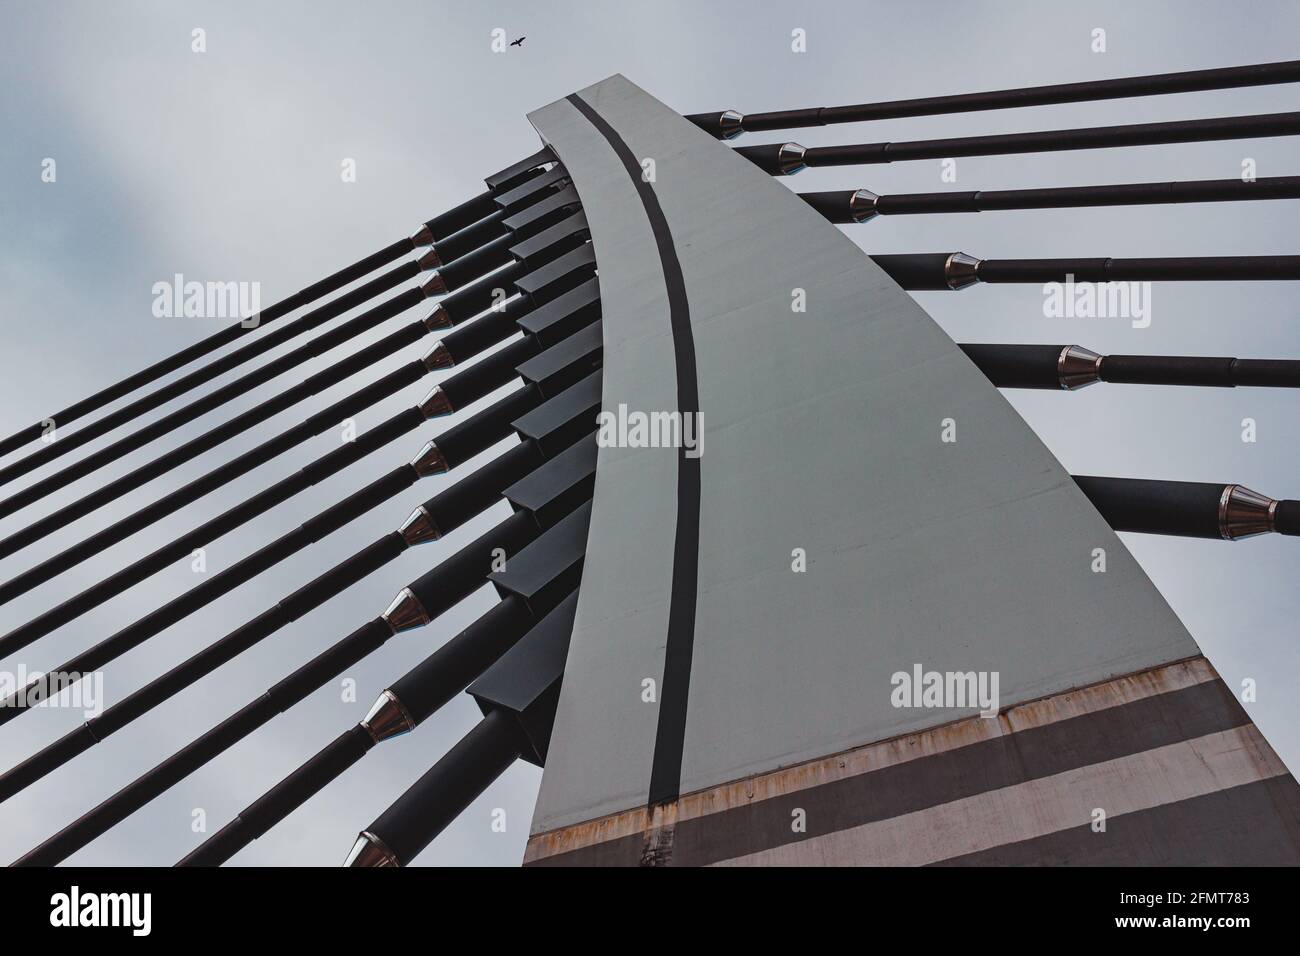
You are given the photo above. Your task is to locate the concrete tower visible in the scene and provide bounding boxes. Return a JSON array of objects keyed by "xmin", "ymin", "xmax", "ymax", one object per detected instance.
[{"xmin": 520, "ymin": 75, "xmax": 1300, "ymax": 866}]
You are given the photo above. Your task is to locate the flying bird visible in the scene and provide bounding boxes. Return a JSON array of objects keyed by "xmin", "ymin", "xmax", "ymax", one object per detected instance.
[{"xmin": 510, "ymin": 36, "xmax": 526, "ymax": 47}]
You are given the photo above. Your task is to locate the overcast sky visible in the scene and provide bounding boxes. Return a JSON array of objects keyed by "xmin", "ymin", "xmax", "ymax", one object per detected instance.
[{"xmin": 2, "ymin": 0, "xmax": 1299, "ymax": 866}]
